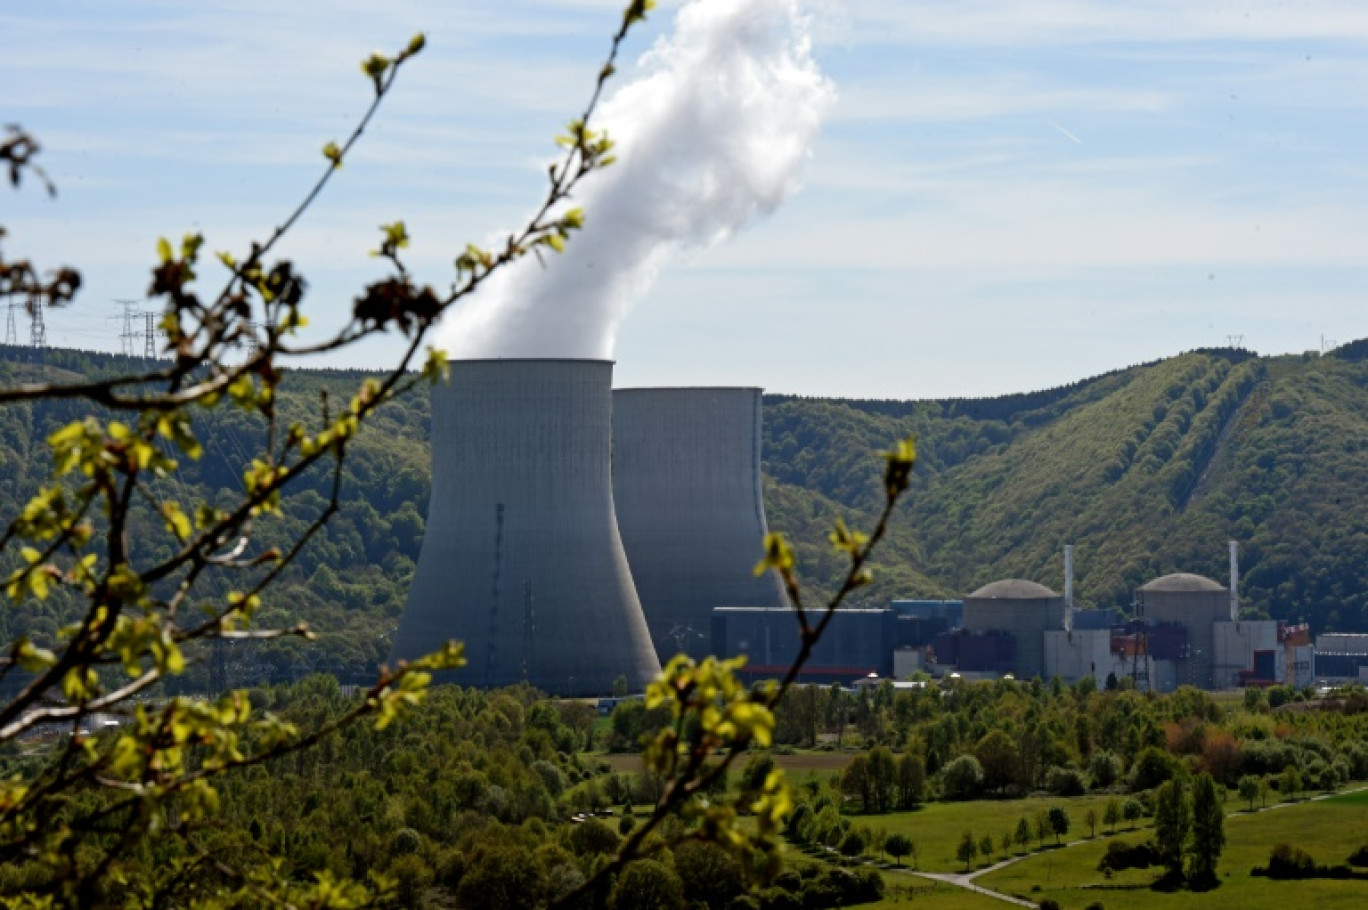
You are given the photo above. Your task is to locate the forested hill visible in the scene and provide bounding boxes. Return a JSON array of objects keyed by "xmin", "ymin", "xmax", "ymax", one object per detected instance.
[
  {"xmin": 1, "ymin": 342, "xmax": 1366, "ymax": 681},
  {"xmin": 765, "ymin": 344, "xmax": 1368, "ymax": 634}
]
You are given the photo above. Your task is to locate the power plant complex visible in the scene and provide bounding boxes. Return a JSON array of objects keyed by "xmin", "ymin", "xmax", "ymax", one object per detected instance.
[
  {"xmin": 393, "ymin": 361, "xmax": 1353, "ymax": 695},
  {"xmin": 391, "ymin": 361, "xmax": 783, "ymax": 695}
]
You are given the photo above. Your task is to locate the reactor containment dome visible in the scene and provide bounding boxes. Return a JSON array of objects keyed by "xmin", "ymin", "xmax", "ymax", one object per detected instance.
[
  {"xmin": 390, "ymin": 359, "xmax": 660, "ymax": 696},
  {"xmin": 612, "ymin": 387, "xmax": 786, "ymax": 663}
]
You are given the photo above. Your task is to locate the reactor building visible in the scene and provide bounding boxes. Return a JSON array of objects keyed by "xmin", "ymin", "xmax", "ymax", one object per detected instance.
[
  {"xmin": 954, "ymin": 579, "xmax": 1066, "ymax": 679},
  {"xmin": 612, "ymin": 387, "xmax": 786, "ymax": 663},
  {"xmin": 390, "ymin": 359, "xmax": 660, "ymax": 696}
]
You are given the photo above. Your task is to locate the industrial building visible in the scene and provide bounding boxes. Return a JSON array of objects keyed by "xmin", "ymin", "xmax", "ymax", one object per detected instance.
[
  {"xmin": 957, "ymin": 579, "xmax": 1066, "ymax": 679},
  {"xmin": 711, "ymin": 607, "xmax": 895, "ymax": 682},
  {"xmin": 612, "ymin": 387, "xmax": 785, "ymax": 663},
  {"xmin": 1136, "ymin": 572, "xmax": 1232, "ymax": 689},
  {"xmin": 391, "ymin": 359, "xmax": 660, "ymax": 696},
  {"xmin": 1315, "ymin": 633, "xmax": 1368, "ymax": 683}
]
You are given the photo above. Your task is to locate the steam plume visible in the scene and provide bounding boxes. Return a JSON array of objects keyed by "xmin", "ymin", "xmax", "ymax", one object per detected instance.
[{"xmin": 438, "ymin": 0, "xmax": 834, "ymax": 360}]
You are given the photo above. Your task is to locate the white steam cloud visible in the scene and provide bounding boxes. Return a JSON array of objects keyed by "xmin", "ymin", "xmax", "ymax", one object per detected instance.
[{"xmin": 437, "ymin": 0, "xmax": 835, "ymax": 360}]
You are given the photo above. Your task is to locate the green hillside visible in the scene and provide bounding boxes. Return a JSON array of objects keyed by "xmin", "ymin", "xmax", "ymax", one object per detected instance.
[
  {"xmin": 1, "ymin": 342, "xmax": 1365, "ymax": 683},
  {"xmin": 765, "ymin": 345, "xmax": 1368, "ymax": 634}
]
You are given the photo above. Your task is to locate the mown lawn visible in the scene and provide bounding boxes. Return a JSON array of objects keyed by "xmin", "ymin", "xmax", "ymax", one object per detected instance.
[
  {"xmin": 851, "ymin": 793, "xmax": 1149, "ymax": 874},
  {"xmin": 977, "ymin": 788, "xmax": 1368, "ymax": 910},
  {"xmin": 854, "ymin": 874, "xmax": 1008, "ymax": 909}
]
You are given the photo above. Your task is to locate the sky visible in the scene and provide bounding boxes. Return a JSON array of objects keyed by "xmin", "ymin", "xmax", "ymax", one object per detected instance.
[{"xmin": 4, "ymin": 0, "xmax": 1367, "ymax": 399}]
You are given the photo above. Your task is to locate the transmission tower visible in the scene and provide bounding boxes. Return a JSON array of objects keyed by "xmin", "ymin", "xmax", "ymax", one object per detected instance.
[
  {"xmin": 114, "ymin": 299, "xmax": 140, "ymax": 356},
  {"xmin": 29, "ymin": 291, "xmax": 46, "ymax": 348},
  {"xmin": 143, "ymin": 312, "xmax": 160, "ymax": 358},
  {"xmin": 3, "ymin": 300, "xmax": 17, "ymax": 346}
]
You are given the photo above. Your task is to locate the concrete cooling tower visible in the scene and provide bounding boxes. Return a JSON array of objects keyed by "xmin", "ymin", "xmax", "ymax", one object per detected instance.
[
  {"xmin": 612, "ymin": 387, "xmax": 786, "ymax": 664},
  {"xmin": 391, "ymin": 359, "xmax": 660, "ymax": 696}
]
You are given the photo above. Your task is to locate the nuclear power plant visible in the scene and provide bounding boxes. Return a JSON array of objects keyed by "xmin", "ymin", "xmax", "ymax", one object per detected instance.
[
  {"xmin": 612, "ymin": 387, "xmax": 786, "ymax": 664},
  {"xmin": 392, "ymin": 367, "xmax": 1340, "ymax": 695},
  {"xmin": 392, "ymin": 364, "xmax": 792, "ymax": 696},
  {"xmin": 390, "ymin": 360, "xmax": 660, "ymax": 696}
]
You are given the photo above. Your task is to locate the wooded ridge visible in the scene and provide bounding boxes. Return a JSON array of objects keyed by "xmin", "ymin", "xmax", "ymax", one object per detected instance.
[{"xmin": 3, "ymin": 341, "xmax": 1364, "ymax": 682}]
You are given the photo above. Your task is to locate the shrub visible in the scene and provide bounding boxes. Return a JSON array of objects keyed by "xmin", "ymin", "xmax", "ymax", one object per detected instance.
[
  {"xmin": 1348, "ymin": 845, "xmax": 1368, "ymax": 868},
  {"xmin": 1262, "ymin": 843, "xmax": 1317, "ymax": 879},
  {"xmin": 1097, "ymin": 840, "xmax": 1159, "ymax": 873},
  {"xmin": 1045, "ymin": 766, "xmax": 1087, "ymax": 797}
]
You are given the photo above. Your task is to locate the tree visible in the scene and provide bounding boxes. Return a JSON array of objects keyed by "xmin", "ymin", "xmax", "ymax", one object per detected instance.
[
  {"xmin": 1280, "ymin": 766, "xmax": 1302, "ymax": 802},
  {"xmin": 1123, "ymin": 797, "xmax": 1145, "ymax": 829},
  {"xmin": 1153, "ymin": 779, "xmax": 1191, "ymax": 880},
  {"xmin": 1048, "ymin": 806, "xmax": 1070, "ymax": 845},
  {"xmin": 884, "ymin": 832, "xmax": 913, "ymax": 867},
  {"xmin": 673, "ymin": 841, "xmax": 745, "ymax": 910},
  {"xmin": 978, "ymin": 833, "xmax": 996, "ymax": 862},
  {"xmin": 1188, "ymin": 772, "xmax": 1225, "ymax": 883},
  {"xmin": 975, "ymin": 729, "xmax": 1021, "ymax": 792},
  {"xmin": 1084, "ymin": 807, "xmax": 1098, "ymax": 838},
  {"xmin": 1015, "ymin": 816, "xmax": 1032, "ymax": 851},
  {"xmin": 841, "ymin": 754, "xmax": 873, "ymax": 812},
  {"xmin": 1035, "ymin": 811, "xmax": 1051, "ymax": 847},
  {"xmin": 895, "ymin": 752, "xmax": 926, "ymax": 808},
  {"xmin": 1237, "ymin": 774, "xmax": 1260, "ymax": 812},
  {"xmin": 957, "ymin": 830, "xmax": 978, "ymax": 871},
  {"xmin": 940, "ymin": 754, "xmax": 986, "ymax": 800},
  {"xmin": 1103, "ymin": 797, "xmax": 1121, "ymax": 833},
  {"xmin": 0, "ymin": 3, "xmax": 921, "ymax": 903},
  {"xmin": 609, "ymin": 860, "xmax": 685, "ymax": 910},
  {"xmin": 867, "ymin": 745, "xmax": 897, "ymax": 812}
]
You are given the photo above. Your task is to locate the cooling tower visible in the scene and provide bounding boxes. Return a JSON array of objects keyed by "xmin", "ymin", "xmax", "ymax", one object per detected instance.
[
  {"xmin": 391, "ymin": 359, "xmax": 660, "ymax": 696},
  {"xmin": 612, "ymin": 387, "xmax": 786, "ymax": 664}
]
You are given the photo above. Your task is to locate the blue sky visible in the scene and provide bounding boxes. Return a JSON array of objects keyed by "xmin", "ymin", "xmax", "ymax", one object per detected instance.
[{"xmin": 5, "ymin": 1, "xmax": 1366, "ymax": 398}]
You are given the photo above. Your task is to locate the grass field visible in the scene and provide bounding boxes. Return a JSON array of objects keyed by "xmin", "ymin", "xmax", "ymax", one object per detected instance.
[
  {"xmin": 852, "ymin": 793, "xmax": 1149, "ymax": 874},
  {"xmin": 976, "ymin": 788, "xmax": 1368, "ymax": 910}
]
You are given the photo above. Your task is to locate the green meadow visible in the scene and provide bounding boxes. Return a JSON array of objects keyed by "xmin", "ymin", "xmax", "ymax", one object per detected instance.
[
  {"xmin": 975, "ymin": 789, "xmax": 1368, "ymax": 910},
  {"xmin": 852, "ymin": 793, "xmax": 1149, "ymax": 874}
]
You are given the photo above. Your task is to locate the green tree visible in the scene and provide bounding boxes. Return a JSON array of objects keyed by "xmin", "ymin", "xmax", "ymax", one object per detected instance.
[
  {"xmin": 610, "ymin": 860, "xmax": 685, "ymax": 910},
  {"xmin": 1153, "ymin": 779, "xmax": 1192, "ymax": 880},
  {"xmin": 1084, "ymin": 807, "xmax": 1098, "ymax": 838},
  {"xmin": 673, "ymin": 841, "xmax": 745, "ymax": 910},
  {"xmin": 896, "ymin": 752, "xmax": 926, "ymax": 808},
  {"xmin": 1237, "ymin": 774, "xmax": 1260, "ymax": 812},
  {"xmin": 940, "ymin": 754, "xmax": 985, "ymax": 800},
  {"xmin": 459, "ymin": 846, "xmax": 547, "ymax": 910},
  {"xmin": 1123, "ymin": 797, "xmax": 1145, "ymax": 828},
  {"xmin": 1048, "ymin": 806, "xmax": 1070, "ymax": 845},
  {"xmin": 957, "ymin": 830, "xmax": 978, "ymax": 871},
  {"xmin": 884, "ymin": 832, "xmax": 913, "ymax": 867},
  {"xmin": 1015, "ymin": 817, "xmax": 1032, "ymax": 850},
  {"xmin": 979, "ymin": 833, "xmax": 996, "ymax": 861},
  {"xmin": 1280, "ymin": 766, "xmax": 1302, "ymax": 801},
  {"xmin": 1188, "ymin": 772, "xmax": 1225, "ymax": 882},
  {"xmin": 867, "ymin": 745, "xmax": 897, "ymax": 812},
  {"xmin": 1103, "ymin": 797, "xmax": 1121, "ymax": 832},
  {"xmin": 841, "ymin": 753, "xmax": 873, "ymax": 812},
  {"xmin": 975, "ymin": 729, "xmax": 1021, "ymax": 792}
]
